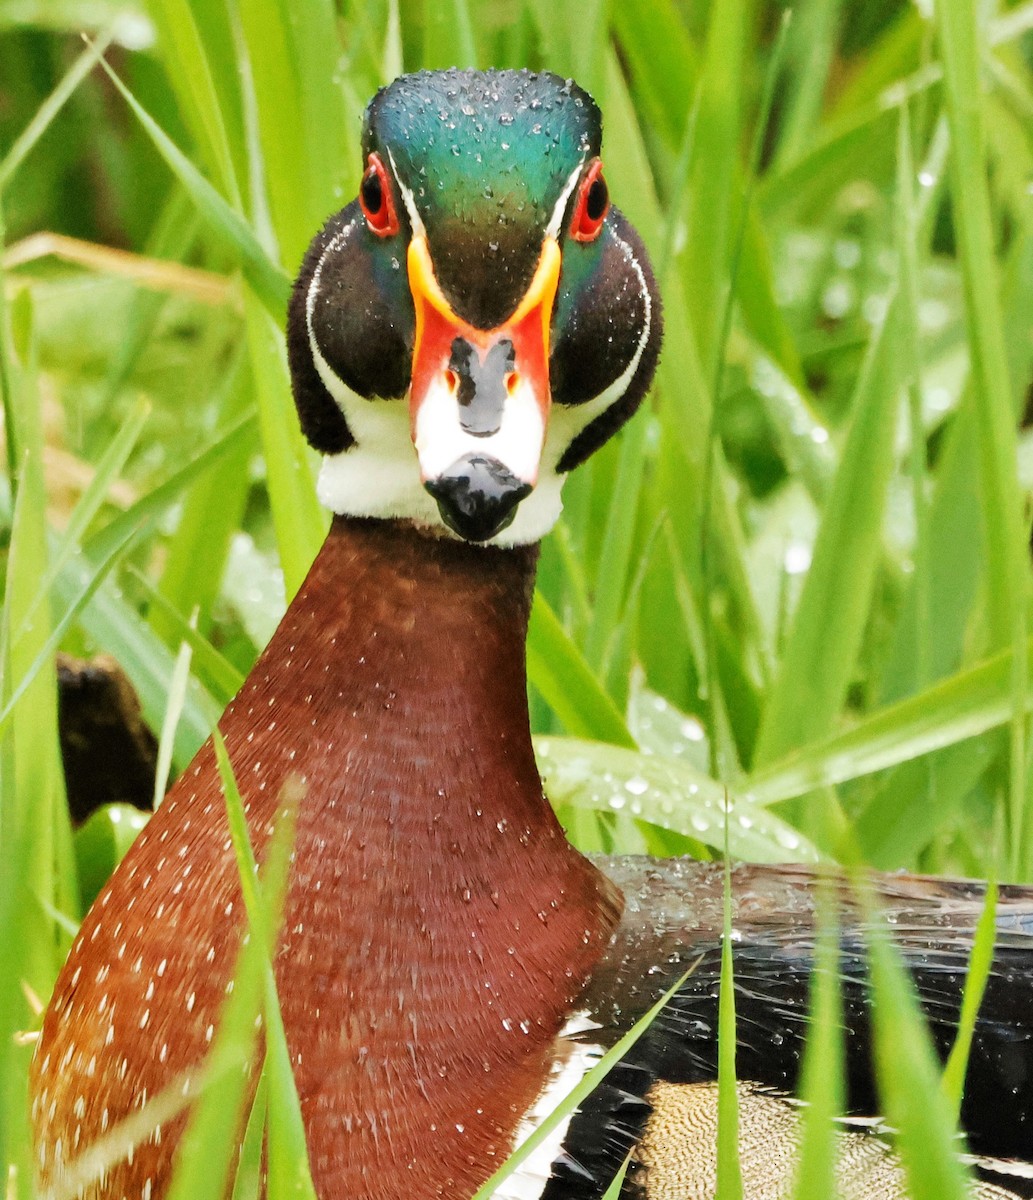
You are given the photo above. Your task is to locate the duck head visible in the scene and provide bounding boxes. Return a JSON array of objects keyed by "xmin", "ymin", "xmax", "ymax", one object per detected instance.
[{"xmin": 288, "ymin": 68, "xmax": 662, "ymax": 545}]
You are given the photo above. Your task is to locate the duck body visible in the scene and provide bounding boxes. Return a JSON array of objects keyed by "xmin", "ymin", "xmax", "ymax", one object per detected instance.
[
  {"xmin": 30, "ymin": 68, "xmax": 1033, "ymax": 1199},
  {"xmin": 33, "ymin": 518, "xmax": 621, "ymax": 1200},
  {"xmin": 33, "ymin": 516, "xmax": 1033, "ymax": 1200}
]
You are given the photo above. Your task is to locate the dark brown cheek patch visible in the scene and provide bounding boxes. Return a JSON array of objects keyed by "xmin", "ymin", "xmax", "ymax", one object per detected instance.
[
  {"xmin": 551, "ymin": 213, "xmax": 663, "ymax": 475},
  {"xmin": 287, "ymin": 202, "xmax": 416, "ymax": 456}
]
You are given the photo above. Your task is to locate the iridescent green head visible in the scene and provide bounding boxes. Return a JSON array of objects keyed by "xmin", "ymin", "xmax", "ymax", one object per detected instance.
[
  {"xmin": 288, "ymin": 69, "xmax": 662, "ymax": 546},
  {"xmin": 364, "ymin": 69, "xmax": 601, "ymax": 328}
]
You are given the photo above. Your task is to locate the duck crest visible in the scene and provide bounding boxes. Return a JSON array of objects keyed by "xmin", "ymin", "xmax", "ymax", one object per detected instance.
[{"xmin": 33, "ymin": 517, "xmax": 622, "ymax": 1200}]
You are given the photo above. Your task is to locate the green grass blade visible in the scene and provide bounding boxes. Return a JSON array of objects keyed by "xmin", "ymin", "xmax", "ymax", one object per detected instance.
[
  {"xmin": 423, "ymin": 0, "xmax": 478, "ymax": 70},
  {"xmin": 85, "ymin": 409, "xmax": 256, "ymax": 566},
  {"xmin": 715, "ymin": 837, "xmax": 742, "ymax": 1200},
  {"xmin": 747, "ymin": 634, "xmax": 1033, "ymax": 805},
  {"xmin": 941, "ymin": 881, "xmax": 996, "ymax": 1117},
  {"xmin": 0, "ymin": 516, "xmax": 149, "ymax": 739},
  {"xmin": 0, "ymin": 288, "xmax": 74, "ymax": 1196},
  {"xmin": 12, "ymin": 395, "xmax": 150, "ymax": 647},
  {"xmin": 152, "ymin": 613, "xmax": 196, "ymax": 808},
  {"xmin": 151, "ymin": 357, "xmax": 255, "ymax": 645},
  {"xmin": 536, "ymin": 735, "xmax": 818, "ymax": 862},
  {"xmin": 234, "ymin": 0, "xmax": 350, "ymax": 268},
  {"xmin": 936, "ymin": 0, "xmax": 1028, "ymax": 874},
  {"xmin": 0, "ymin": 29, "xmax": 114, "ymax": 190},
  {"xmin": 213, "ymin": 735, "xmax": 316, "ymax": 1199},
  {"xmin": 96, "ymin": 50, "xmax": 291, "ymax": 320},
  {"xmin": 134, "ymin": 572, "xmax": 245, "ymax": 704},
  {"xmin": 163, "ymin": 938, "xmax": 265, "ymax": 1200},
  {"xmin": 242, "ymin": 288, "xmax": 327, "ymax": 599},
  {"xmin": 600, "ymin": 1156, "xmax": 632, "ymax": 1200},
  {"xmin": 754, "ymin": 287, "xmax": 904, "ymax": 767},
  {"xmin": 527, "ymin": 593, "xmax": 636, "ymax": 748},
  {"xmin": 684, "ymin": 0, "xmax": 747, "ymax": 373},
  {"xmin": 866, "ymin": 901, "xmax": 971, "ymax": 1200},
  {"xmin": 48, "ymin": 554, "xmax": 220, "ymax": 769},
  {"xmin": 792, "ymin": 887, "xmax": 843, "ymax": 1199},
  {"xmin": 146, "ymin": 0, "xmax": 243, "ymax": 202},
  {"xmin": 470, "ymin": 969, "xmax": 693, "ymax": 1200}
]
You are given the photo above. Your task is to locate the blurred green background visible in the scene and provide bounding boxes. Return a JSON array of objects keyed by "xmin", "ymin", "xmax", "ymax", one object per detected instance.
[{"xmin": 1, "ymin": 0, "xmax": 1032, "ymax": 1193}]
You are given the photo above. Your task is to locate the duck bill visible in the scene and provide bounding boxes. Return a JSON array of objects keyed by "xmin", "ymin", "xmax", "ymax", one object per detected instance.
[{"xmin": 407, "ymin": 235, "xmax": 560, "ymax": 541}]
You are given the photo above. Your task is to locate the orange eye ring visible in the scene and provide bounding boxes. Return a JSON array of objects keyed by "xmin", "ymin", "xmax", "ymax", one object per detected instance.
[
  {"xmin": 359, "ymin": 153, "xmax": 400, "ymax": 237},
  {"xmin": 570, "ymin": 159, "xmax": 609, "ymax": 243}
]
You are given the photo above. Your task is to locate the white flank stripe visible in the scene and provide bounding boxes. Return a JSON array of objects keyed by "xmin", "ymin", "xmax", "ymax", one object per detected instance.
[{"xmin": 492, "ymin": 1013, "xmax": 604, "ymax": 1200}]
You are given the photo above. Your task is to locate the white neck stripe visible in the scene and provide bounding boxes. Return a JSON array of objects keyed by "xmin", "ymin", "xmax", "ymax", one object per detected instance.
[
  {"xmin": 386, "ymin": 147, "xmax": 425, "ymax": 236},
  {"xmin": 546, "ymin": 160, "xmax": 586, "ymax": 241}
]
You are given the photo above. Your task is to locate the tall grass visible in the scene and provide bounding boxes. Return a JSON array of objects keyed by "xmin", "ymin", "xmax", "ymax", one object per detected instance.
[{"xmin": 1, "ymin": 0, "xmax": 1032, "ymax": 1195}]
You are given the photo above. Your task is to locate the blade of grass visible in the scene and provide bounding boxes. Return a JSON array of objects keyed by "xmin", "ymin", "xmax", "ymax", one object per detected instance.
[
  {"xmin": 581, "ymin": 53, "xmax": 665, "ymax": 677},
  {"xmin": 231, "ymin": 1068, "xmax": 268, "ymax": 1200},
  {"xmin": 600, "ymin": 1155, "xmax": 632, "ymax": 1200},
  {"xmin": 469, "ymin": 968, "xmax": 694, "ymax": 1200},
  {"xmin": 936, "ymin": 0, "xmax": 1028, "ymax": 876},
  {"xmin": 213, "ymin": 737, "xmax": 316, "ymax": 1199},
  {"xmin": 152, "ymin": 610, "xmax": 197, "ymax": 808},
  {"xmin": 145, "ymin": 0, "xmax": 243, "ymax": 202},
  {"xmin": 232, "ymin": 0, "xmax": 350, "ymax": 271},
  {"xmin": 95, "ymin": 48, "xmax": 291, "ymax": 320},
  {"xmin": 134, "ymin": 571, "xmax": 245, "ymax": 704},
  {"xmin": 12, "ymin": 395, "xmax": 149, "ymax": 647},
  {"xmin": 242, "ymin": 288, "xmax": 327, "ymax": 599},
  {"xmin": 941, "ymin": 881, "xmax": 997, "ymax": 1118},
  {"xmin": 0, "ymin": 29, "xmax": 114, "ymax": 190},
  {"xmin": 792, "ymin": 885, "xmax": 843, "ymax": 1199},
  {"xmin": 701, "ymin": 10, "xmax": 791, "ymax": 782},
  {"xmin": 715, "ymin": 821, "xmax": 742, "ymax": 1200},
  {"xmin": 747, "ymin": 633, "xmax": 1033, "ymax": 806},
  {"xmin": 151, "ymin": 357, "xmax": 254, "ymax": 645},
  {"xmin": 684, "ymin": 0, "xmax": 747, "ymax": 373},
  {"xmin": 866, "ymin": 896, "xmax": 971, "ymax": 1200},
  {"xmin": 753, "ymin": 287, "xmax": 904, "ymax": 767},
  {"xmin": 0, "ymin": 288, "xmax": 75, "ymax": 1197},
  {"xmin": 164, "ymin": 743, "xmax": 307, "ymax": 1200},
  {"xmin": 47, "ymin": 549, "xmax": 220, "ymax": 769},
  {"xmin": 536, "ymin": 735, "xmax": 819, "ymax": 863},
  {"xmin": 84, "ymin": 409, "xmax": 256, "ymax": 565},
  {"xmin": 527, "ymin": 593, "xmax": 636, "ymax": 748},
  {"xmin": 774, "ymin": 0, "xmax": 843, "ymax": 170},
  {"xmin": 423, "ymin": 0, "xmax": 478, "ymax": 71},
  {"xmin": 48, "ymin": 1066, "xmax": 211, "ymax": 1200},
  {"xmin": 0, "ymin": 516, "xmax": 151, "ymax": 739}
]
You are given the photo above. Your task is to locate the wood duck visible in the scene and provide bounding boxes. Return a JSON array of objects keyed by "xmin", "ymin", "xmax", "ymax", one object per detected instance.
[{"xmin": 30, "ymin": 69, "xmax": 1033, "ymax": 1200}]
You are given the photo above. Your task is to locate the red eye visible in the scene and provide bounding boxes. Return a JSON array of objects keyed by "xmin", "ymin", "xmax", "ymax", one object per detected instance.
[
  {"xmin": 359, "ymin": 153, "xmax": 400, "ymax": 237},
  {"xmin": 570, "ymin": 159, "xmax": 609, "ymax": 242}
]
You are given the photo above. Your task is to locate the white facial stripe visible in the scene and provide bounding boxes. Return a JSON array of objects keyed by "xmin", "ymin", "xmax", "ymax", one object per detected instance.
[
  {"xmin": 305, "ymin": 215, "xmax": 358, "ymax": 363},
  {"xmin": 546, "ymin": 160, "xmax": 586, "ymax": 241},
  {"xmin": 386, "ymin": 147, "xmax": 424, "ymax": 236},
  {"xmin": 414, "ymin": 377, "xmax": 545, "ymax": 485}
]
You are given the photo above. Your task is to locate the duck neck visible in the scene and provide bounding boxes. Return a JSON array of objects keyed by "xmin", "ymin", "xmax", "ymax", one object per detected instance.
[
  {"xmin": 245, "ymin": 514, "xmax": 580, "ymax": 859},
  {"xmin": 218, "ymin": 515, "xmax": 621, "ymax": 1194}
]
